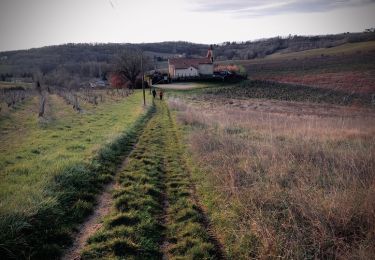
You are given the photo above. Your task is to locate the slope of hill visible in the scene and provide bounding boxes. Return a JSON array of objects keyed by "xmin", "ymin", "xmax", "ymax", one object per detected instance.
[{"xmin": 224, "ymin": 41, "xmax": 375, "ymax": 94}]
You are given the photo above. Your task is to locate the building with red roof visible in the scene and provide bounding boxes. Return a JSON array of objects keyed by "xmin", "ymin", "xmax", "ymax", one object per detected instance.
[{"xmin": 168, "ymin": 47, "xmax": 214, "ymax": 79}]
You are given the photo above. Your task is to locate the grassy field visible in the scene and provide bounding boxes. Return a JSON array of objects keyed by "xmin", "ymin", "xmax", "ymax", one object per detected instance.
[
  {"xmin": 158, "ymin": 82, "xmax": 209, "ymax": 90},
  {"xmin": 167, "ymin": 80, "xmax": 373, "ymax": 107},
  {"xmin": 1, "ymin": 63, "xmax": 374, "ymax": 259},
  {"xmin": 219, "ymin": 41, "xmax": 375, "ymax": 94},
  {"xmin": 264, "ymin": 41, "xmax": 375, "ymax": 60},
  {"xmin": 168, "ymin": 84, "xmax": 375, "ymax": 259},
  {"xmin": 0, "ymin": 92, "xmax": 150, "ymax": 213},
  {"xmin": 82, "ymin": 101, "xmax": 220, "ymax": 259},
  {"xmin": 0, "ymin": 91, "xmax": 153, "ymax": 258}
]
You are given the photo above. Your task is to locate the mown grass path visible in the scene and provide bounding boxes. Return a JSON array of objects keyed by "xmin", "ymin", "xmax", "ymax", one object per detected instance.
[{"xmin": 82, "ymin": 101, "xmax": 223, "ymax": 259}]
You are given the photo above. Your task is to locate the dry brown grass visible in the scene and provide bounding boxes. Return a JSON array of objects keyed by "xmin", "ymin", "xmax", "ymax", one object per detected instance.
[{"xmin": 168, "ymin": 97, "xmax": 375, "ymax": 259}]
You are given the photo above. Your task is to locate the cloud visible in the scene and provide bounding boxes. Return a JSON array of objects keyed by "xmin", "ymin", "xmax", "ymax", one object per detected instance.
[{"xmin": 191, "ymin": 0, "xmax": 375, "ymax": 17}]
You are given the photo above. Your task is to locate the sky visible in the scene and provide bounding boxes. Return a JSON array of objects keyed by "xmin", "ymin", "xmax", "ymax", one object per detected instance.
[{"xmin": 0, "ymin": 0, "xmax": 374, "ymax": 51}]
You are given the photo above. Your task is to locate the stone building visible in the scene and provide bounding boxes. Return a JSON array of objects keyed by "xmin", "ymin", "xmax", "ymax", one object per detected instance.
[{"xmin": 168, "ymin": 47, "xmax": 214, "ymax": 79}]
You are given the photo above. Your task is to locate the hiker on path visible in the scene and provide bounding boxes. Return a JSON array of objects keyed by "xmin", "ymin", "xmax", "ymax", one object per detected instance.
[
  {"xmin": 159, "ymin": 90, "xmax": 163, "ymax": 100},
  {"xmin": 152, "ymin": 88, "xmax": 157, "ymax": 99}
]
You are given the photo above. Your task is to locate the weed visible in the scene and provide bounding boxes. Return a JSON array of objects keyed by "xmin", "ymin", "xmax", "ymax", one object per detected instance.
[{"xmin": 172, "ymin": 96, "xmax": 375, "ymax": 259}]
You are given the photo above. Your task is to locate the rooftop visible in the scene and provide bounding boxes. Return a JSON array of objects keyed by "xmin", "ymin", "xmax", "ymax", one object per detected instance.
[{"xmin": 168, "ymin": 57, "xmax": 212, "ymax": 69}]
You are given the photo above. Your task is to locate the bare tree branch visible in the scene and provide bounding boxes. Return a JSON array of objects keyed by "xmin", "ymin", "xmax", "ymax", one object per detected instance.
[{"xmin": 114, "ymin": 48, "xmax": 151, "ymax": 89}]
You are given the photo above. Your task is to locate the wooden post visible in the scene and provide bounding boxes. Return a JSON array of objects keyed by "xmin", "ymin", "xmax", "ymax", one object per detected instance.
[
  {"xmin": 141, "ymin": 51, "xmax": 146, "ymax": 106},
  {"xmin": 149, "ymin": 77, "xmax": 152, "ymax": 94},
  {"xmin": 38, "ymin": 95, "xmax": 46, "ymax": 117}
]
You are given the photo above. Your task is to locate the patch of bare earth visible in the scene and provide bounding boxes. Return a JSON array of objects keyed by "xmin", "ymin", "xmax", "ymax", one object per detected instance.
[
  {"xmin": 62, "ymin": 181, "xmax": 115, "ymax": 260},
  {"xmin": 62, "ymin": 158, "xmax": 129, "ymax": 260}
]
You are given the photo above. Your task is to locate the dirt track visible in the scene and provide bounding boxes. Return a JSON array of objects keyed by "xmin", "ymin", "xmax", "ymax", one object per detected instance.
[
  {"xmin": 157, "ymin": 82, "xmax": 203, "ymax": 90},
  {"xmin": 62, "ymin": 182, "xmax": 115, "ymax": 260}
]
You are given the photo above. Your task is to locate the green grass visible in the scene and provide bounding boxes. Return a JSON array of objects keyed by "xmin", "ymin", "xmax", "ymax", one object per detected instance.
[
  {"xmin": 163, "ymin": 104, "xmax": 219, "ymax": 259},
  {"xmin": 0, "ymin": 93, "xmax": 150, "ymax": 213},
  {"xmin": 0, "ymin": 92, "xmax": 153, "ymax": 259},
  {"xmin": 82, "ymin": 101, "xmax": 219, "ymax": 259},
  {"xmin": 82, "ymin": 103, "xmax": 164, "ymax": 259},
  {"xmin": 158, "ymin": 82, "xmax": 218, "ymax": 90}
]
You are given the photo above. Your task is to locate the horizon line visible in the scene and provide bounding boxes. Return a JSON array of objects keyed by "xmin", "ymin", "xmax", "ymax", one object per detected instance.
[{"xmin": 0, "ymin": 29, "xmax": 372, "ymax": 53}]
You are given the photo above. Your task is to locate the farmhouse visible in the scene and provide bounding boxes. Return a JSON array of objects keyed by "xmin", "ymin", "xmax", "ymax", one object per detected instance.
[{"xmin": 168, "ymin": 48, "xmax": 214, "ymax": 79}]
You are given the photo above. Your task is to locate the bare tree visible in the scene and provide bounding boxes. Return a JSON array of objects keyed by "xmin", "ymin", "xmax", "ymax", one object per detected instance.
[{"xmin": 115, "ymin": 48, "xmax": 150, "ymax": 90}]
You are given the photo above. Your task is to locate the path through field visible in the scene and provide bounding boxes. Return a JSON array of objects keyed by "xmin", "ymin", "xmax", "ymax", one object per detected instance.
[
  {"xmin": 157, "ymin": 82, "xmax": 204, "ymax": 90},
  {"xmin": 63, "ymin": 101, "xmax": 224, "ymax": 259},
  {"xmin": 62, "ymin": 181, "xmax": 116, "ymax": 260}
]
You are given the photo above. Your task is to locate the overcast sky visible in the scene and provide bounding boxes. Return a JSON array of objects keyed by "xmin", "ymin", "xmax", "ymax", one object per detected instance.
[{"xmin": 0, "ymin": 0, "xmax": 374, "ymax": 51}]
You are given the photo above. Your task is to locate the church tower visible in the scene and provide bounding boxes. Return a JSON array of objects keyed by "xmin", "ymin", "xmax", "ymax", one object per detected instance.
[{"xmin": 206, "ymin": 45, "xmax": 214, "ymax": 63}]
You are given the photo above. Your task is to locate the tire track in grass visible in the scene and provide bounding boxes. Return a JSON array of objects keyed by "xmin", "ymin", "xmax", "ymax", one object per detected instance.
[
  {"xmin": 162, "ymin": 104, "xmax": 225, "ymax": 259},
  {"xmin": 81, "ymin": 101, "xmax": 223, "ymax": 259},
  {"xmin": 81, "ymin": 104, "xmax": 166, "ymax": 259},
  {"xmin": 62, "ymin": 181, "xmax": 114, "ymax": 260},
  {"xmin": 62, "ymin": 106, "xmax": 156, "ymax": 260},
  {"xmin": 63, "ymin": 158, "xmax": 135, "ymax": 260},
  {"xmin": 189, "ymin": 184, "xmax": 227, "ymax": 260}
]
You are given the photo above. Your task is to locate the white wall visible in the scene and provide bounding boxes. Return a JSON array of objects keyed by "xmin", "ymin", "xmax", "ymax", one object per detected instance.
[
  {"xmin": 169, "ymin": 64, "xmax": 175, "ymax": 77},
  {"xmin": 198, "ymin": 64, "xmax": 214, "ymax": 75},
  {"xmin": 169, "ymin": 63, "xmax": 213, "ymax": 79},
  {"xmin": 173, "ymin": 66, "xmax": 199, "ymax": 78}
]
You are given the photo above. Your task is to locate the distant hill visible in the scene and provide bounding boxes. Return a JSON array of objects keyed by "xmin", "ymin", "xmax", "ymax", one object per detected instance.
[
  {"xmin": 0, "ymin": 31, "xmax": 374, "ymax": 88},
  {"xmin": 222, "ymin": 41, "xmax": 375, "ymax": 94},
  {"xmin": 213, "ymin": 31, "xmax": 375, "ymax": 60}
]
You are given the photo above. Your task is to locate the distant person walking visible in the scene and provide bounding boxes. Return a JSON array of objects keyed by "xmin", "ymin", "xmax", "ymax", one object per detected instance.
[
  {"xmin": 159, "ymin": 90, "xmax": 163, "ymax": 100},
  {"xmin": 152, "ymin": 88, "xmax": 157, "ymax": 99}
]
